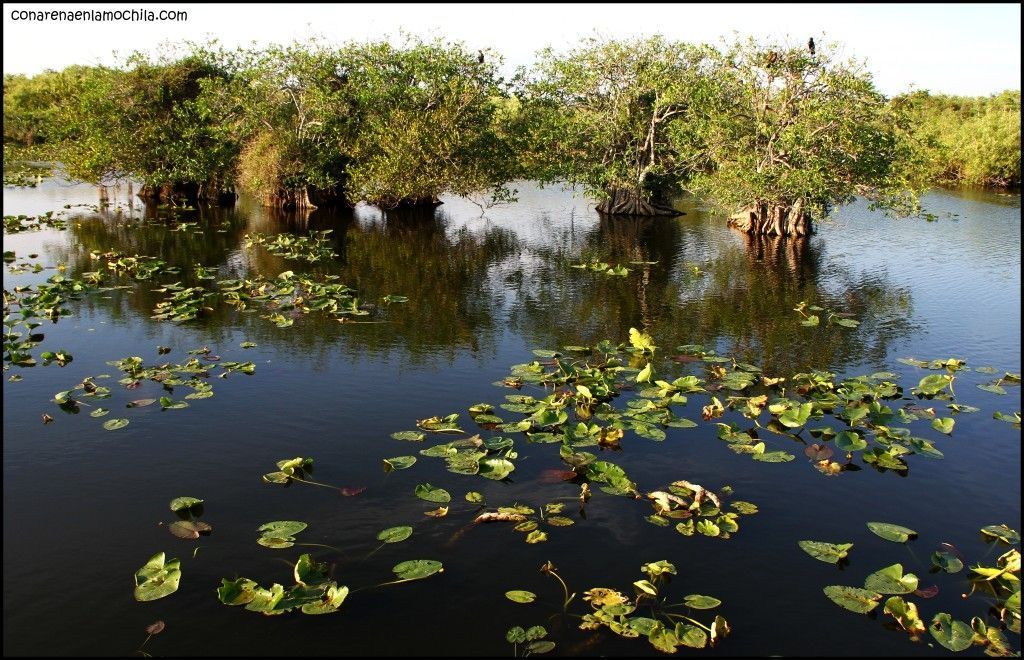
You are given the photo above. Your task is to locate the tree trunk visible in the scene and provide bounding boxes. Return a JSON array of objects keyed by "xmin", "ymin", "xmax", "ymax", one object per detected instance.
[
  {"xmin": 728, "ymin": 201, "xmax": 811, "ymax": 237},
  {"xmin": 137, "ymin": 181, "xmax": 236, "ymax": 206},
  {"xmin": 596, "ymin": 187, "xmax": 681, "ymax": 217},
  {"xmin": 260, "ymin": 185, "xmax": 347, "ymax": 210}
]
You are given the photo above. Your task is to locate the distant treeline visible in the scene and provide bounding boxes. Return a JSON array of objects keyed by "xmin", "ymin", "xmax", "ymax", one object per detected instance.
[
  {"xmin": 895, "ymin": 90, "xmax": 1020, "ymax": 188},
  {"xmin": 3, "ymin": 36, "xmax": 1018, "ymax": 235}
]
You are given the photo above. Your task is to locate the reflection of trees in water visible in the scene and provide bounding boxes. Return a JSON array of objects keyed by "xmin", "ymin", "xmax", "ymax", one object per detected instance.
[
  {"xmin": 512, "ymin": 214, "xmax": 917, "ymax": 375},
  {"xmin": 54, "ymin": 202, "xmax": 521, "ymax": 365},
  {"xmin": 47, "ymin": 192, "xmax": 917, "ymax": 374}
]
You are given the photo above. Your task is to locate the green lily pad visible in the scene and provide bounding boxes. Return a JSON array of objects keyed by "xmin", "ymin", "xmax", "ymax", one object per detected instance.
[
  {"xmin": 867, "ymin": 521, "xmax": 917, "ymax": 543},
  {"xmin": 259, "ymin": 520, "xmax": 307, "ymax": 537},
  {"xmin": 835, "ymin": 431, "xmax": 867, "ymax": 452},
  {"xmin": 799, "ymin": 540, "xmax": 853, "ymax": 564},
  {"xmin": 980, "ymin": 524, "xmax": 1020, "ymax": 544},
  {"xmin": 300, "ymin": 584, "xmax": 350, "ymax": 615},
  {"xmin": 391, "ymin": 431, "xmax": 426, "ymax": 442},
  {"xmin": 103, "ymin": 418, "xmax": 129, "ymax": 431},
  {"xmin": 505, "ymin": 590, "xmax": 537, "ymax": 603},
  {"xmin": 377, "ymin": 526, "xmax": 413, "ymax": 544},
  {"xmin": 169, "ymin": 496, "xmax": 203, "ymax": 512},
  {"xmin": 383, "ymin": 456, "xmax": 417, "ymax": 471},
  {"xmin": 823, "ymin": 585, "xmax": 882, "ymax": 613},
  {"xmin": 134, "ymin": 552, "xmax": 181, "ymax": 602},
  {"xmin": 931, "ymin": 417, "xmax": 955, "ymax": 434},
  {"xmin": 392, "ymin": 559, "xmax": 443, "ymax": 581},
  {"xmin": 683, "ymin": 594, "xmax": 721, "ymax": 609},
  {"xmin": 257, "ymin": 536, "xmax": 295, "ymax": 549},
  {"xmin": 726, "ymin": 502, "xmax": 756, "ymax": 516},
  {"xmin": 414, "ymin": 483, "xmax": 451, "ymax": 503},
  {"xmin": 929, "ymin": 613, "xmax": 973, "ymax": 652},
  {"xmin": 479, "ymin": 457, "xmax": 515, "ymax": 480},
  {"xmin": 526, "ymin": 530, "xmax": 548, "ymax": 544},
  {"xmin": 931, "ymin": 551, "xmax": 964, "ymax": 574},
  {"xmin": 217, "ymin": 577, "xmax": 258, "ymax": 605},
  {"xmin": 293, "ymin": 553, "xmax": 329, "ymax": 586},
  {"xmin": 864, "ymin": 563, "xmax": 919, "ymax": 594}
]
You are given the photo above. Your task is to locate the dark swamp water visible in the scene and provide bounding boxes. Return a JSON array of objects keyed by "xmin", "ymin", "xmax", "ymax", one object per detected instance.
[{"xmin": 2, "ymin": 178, "xmax": 1021, "ymax": 656}]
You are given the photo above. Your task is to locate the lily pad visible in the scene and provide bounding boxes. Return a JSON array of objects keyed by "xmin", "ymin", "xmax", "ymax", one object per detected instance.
[
  {"xmin": 980, "ymin": 524, "xmax": 1020, "ymax": 544},
  {"xmin": 377, "ymin": 526, "xmax": 413, "ymax": 544},
  {"xmin": 383, "ymin": 456, "xmax": 417, "ymax": 472},
  {"xmin": 823, "ymin": 585, "xmax": 882, "ymax": 613},
  {"xmin": 683, "ymin": 594, "xmax": 722, "ymax": 610},
  {"xmin": 799, "ymin": 540, "xmax": 853, "ymax": 564},
  {"xmin": 168, "ymin": 520, "xmax": 212, "ymax": 539},
  {"xmin": 505, "ymin": 590, "xmax": 537, "ymax": 603},
  {"xmin": 103, "ymin": 418, "xmax": 129, "ymax": 431},
  {"xmin": 392, "ymin": 559, "xmax": 443, "ymax": 581},
  {"xmin": 134, "ymin": 552, "xmax": 181, "ymax": 602},
  {"xmin": 414, "ymin": 483, "xmax": 451, "ymax": 503},
  {"xmin": 391, "ymin": 431, "xmax": 426, "ymax": 442},
  {"xmin": 169, "ymin": 497, "xmax": 203, "ymax": 512},
  {"xmin": 525, "ymin": 530, "xmax": 548, "ymax": 544},
  {"xmin": 867, "ymin": 522, "xmax": 917, "ymax": 543},
  {"xmin": 929, "ymin": 613, "xmax": 973, "ymax": 652},
  {"xmin": 931, "ymin": 550, "xmax": 964, "ymax": 574},
  {"xmin": 931, "ymin": 417, "xmax": 955, "ymax": 435},
  {"xmin": 259, "ymin": 521, "xmax": 307, "ymax": 537},
  {"xmin": 864, "ymin": 563, "xmax": 919, "ymax": 594}
]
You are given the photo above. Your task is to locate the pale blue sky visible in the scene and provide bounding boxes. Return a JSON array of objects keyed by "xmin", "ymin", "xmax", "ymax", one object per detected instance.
[{"xmin": 3, "ymin": 3, "xmax": 1020, "ymax": 96}]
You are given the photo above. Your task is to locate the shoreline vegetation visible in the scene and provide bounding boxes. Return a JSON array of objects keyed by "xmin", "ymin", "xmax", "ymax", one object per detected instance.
[{"xmin": 3, "ymin": 35, "xmax": 1020, "ymax": 236}]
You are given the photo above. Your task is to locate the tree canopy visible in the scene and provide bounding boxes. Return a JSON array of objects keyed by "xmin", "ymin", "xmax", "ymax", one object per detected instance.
[
  {"xmin": 4, "ymin": 35, "xmax": 1017, "ymax": 229},
  {"xmin": 341, "ymin": 37, "xmax": 515, "ymax": 209},
  {"xmin": 683, "ymin": 38, "xmax": 926, "ymax": 236},
  {"xmin": 55, "ymin": 45, "xmax": 246, "ymax": 202},
  {"xmin": 516, "ymin": 36, "xmax": 717, "ymax": 215}
]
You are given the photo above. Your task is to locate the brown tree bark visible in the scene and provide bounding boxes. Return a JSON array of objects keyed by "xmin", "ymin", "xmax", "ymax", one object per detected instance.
[
  {"xmin": 728, "ymin": 201, "xmax": 811, "ymax": 237},
  {"xmin": 596, "ymin": 187, "xmax": 681, "ymax": 217},
  {"xmin": 137, "ymin": 181, "xmax": 236, "ymax": 206},
  {"xmin": 260, "ymin": 185, "xmax": 347, "ymax": 210}
]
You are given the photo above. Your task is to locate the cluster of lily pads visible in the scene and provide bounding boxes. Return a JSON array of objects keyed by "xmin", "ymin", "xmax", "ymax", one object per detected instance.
[
  {"xmin": 571, "ymin": 259, "xmax": 633, "ymax": 277},
  {"xmin": 243, "ymin": 230, "xmax": 338, "ymax": 263},
  {"xmin": 810, "ymin": 522, "xmax": 1020, "ymax": 655},
  {"xmin": 507, "ymin": 560, "xmax": 729, "ymax": 654},
  {"xmin": 3, "ymin": 211, "xmax": 68, "ymax": 233},
  {"xmin": 219, "ymin": 270, "xmax": 399, "ymax": 327},
  {"xmin": 793, "ymin": 300, "xmax": 861, "ymax": 328},
  {"xmin": 133, "ymin": 473, "xmax": 447, "ymax": 621},
  {"xmin": 49, "ymin": 348, "xmax": 254, "ymax": 430},
  {"xmin": 4, "ymin": 272, "xmax": 94, "ymax": 367}
]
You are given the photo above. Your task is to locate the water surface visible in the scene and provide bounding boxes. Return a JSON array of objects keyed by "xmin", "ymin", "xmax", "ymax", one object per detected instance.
[{"xmin": 3, "ymin": 180, "xmax": 1020, "ymax": 656}]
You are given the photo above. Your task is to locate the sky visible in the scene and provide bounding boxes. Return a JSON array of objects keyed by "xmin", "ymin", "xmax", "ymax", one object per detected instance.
[{"xmin": 2, "ymin": 3, "xmax": 1020, "ymax": 96}]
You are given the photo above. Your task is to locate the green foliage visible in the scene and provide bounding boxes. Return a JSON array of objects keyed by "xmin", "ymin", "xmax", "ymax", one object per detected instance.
[
  {"xmin": 54, "ymin": 44, "xmax": 246, "ymax": 195},
  {"xmin": 235, "ymin": 41, "xmax": 354, "ymax": 205},
  {"xmin": 897, "ymin": 90, "xmax": 1020, "ymax": 187},
  {"xmin": 3, "ymin": 68, "xmax": 95, "ymax": 146},
  {"xmin": 685, "ymin": 37, "xmax": 927, "ymax": 226},
  {"xmin": 517, "ymin": 36, "xmax": 714, "ymax": 208},
  {"xmin": 341, "ymin": 36, "xmax": 515, "ymax": 208}
]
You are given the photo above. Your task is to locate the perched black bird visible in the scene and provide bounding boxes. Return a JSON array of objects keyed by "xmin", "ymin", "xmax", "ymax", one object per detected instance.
[
  {"xmin": 478, "ymin": 50, "xmax": 484, "ymax": 64},
  {"xmin": 808, "ymin": 37, "xmax": 816, "ymax": 55}
]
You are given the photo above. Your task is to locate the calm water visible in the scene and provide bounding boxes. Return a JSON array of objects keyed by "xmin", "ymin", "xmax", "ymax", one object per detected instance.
[{"xmin": 3, "ymin": 179, "xmax": 1021, "ymax": 656}]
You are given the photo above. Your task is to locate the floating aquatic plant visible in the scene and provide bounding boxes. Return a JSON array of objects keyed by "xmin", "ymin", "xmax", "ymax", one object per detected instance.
[
  {"xmin": 217, "ymin": 553, "xmax": 348, "ymax": 616},
  {"xmin": 134, "ymin": 552, "xmax": 181, "ymax": 602}
]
